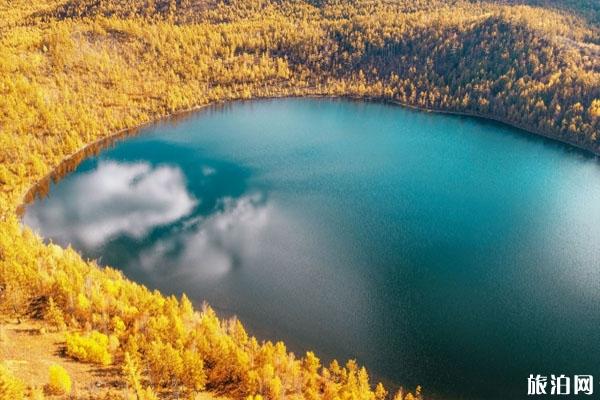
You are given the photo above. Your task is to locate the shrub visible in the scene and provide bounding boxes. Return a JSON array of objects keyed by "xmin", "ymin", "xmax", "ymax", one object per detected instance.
[
  {"xmin": 65, "ymin": 330, "xmax": 114, "ymax": 365},
  {"xmin": 139, "ymin": 386, "xmax": 159, "ymax": 400},
  {"xmin": 29, "ymin": 387, "xmax": 45, "ymax": 400},
  {"xmin": 0, "ymin": 364, "xmax": 25, "ymax": 400},
  {"xmin": 46, "ymin": 364, "xmax": 71, "ymax": 396}
]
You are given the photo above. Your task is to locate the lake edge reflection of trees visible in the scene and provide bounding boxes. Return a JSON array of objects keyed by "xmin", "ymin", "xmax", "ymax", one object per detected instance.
[{"xmin": 0, "ymin": 0, "xmax": 598, "ymax": 399}]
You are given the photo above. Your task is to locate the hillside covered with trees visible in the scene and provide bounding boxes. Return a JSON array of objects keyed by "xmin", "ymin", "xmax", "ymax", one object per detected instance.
[{"xmin": 0, "ymin": 0, "xmax": 598, "ymax": 398}]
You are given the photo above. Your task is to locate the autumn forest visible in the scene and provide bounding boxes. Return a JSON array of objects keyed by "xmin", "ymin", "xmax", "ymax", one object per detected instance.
[{"xmin": 0, "ymin": 0, "xmax": 599, "ymax": 398}]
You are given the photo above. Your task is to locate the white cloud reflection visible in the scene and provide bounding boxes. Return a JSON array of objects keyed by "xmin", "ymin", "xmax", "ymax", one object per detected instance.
[
  {"xmin": 138, "ymin": 193, "xmax": 272, "ymax": 279},
  {"xmin": 24, "ymin": 160, "xmax": 197, "ymax": 248}
]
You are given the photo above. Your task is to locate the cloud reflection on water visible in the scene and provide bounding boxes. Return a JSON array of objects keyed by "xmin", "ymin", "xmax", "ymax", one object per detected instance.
[
  {"xmin": 138, "ymin": 193, "xmax": 273, "ymax": 279},
  {"xmin": 24, "ymin": 160, "xmax": 197, "ymax": 248}
]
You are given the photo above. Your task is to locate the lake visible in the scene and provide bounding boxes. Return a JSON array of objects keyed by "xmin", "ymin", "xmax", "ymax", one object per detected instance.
[{"xmin": 23, "ymin": 98, "xmax": 600, "ymax": 399}]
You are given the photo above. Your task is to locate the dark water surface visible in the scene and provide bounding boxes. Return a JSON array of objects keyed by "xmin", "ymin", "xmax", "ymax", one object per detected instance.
[{"xmin": 24, "ymin": 99, "xmax": 600, "ymax": 399}]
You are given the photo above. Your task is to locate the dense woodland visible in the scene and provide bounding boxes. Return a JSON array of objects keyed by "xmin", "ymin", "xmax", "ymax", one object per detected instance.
[{"xmin": 0, "ymin": 0, "xmax": 599, "ymax": 398}]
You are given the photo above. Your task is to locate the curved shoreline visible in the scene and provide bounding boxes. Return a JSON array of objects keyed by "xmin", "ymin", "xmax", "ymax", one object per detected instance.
[
  {"xmin": 387, "ymin": 100, "xmax": 600, "ymax": 158},
  {"xmin": 16, "ymin": 93, "xmax": 600, "ymax": 215}
]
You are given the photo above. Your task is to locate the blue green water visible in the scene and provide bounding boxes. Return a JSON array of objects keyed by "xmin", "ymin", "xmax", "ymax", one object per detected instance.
[{"xmin": 24, "ymin": 99, "xmax": 600, "ymax": 399}]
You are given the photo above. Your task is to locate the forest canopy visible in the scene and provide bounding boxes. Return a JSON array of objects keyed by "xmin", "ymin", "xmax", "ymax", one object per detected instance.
[{"xmin": 0, "ymin": 0, "xmax": 598, "ymax": 398}]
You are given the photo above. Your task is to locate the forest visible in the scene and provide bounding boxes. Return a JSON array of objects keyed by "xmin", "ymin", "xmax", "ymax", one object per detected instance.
[{"xmin": 0, "ymin": 0, "xmax": 598, "ymax": 398}]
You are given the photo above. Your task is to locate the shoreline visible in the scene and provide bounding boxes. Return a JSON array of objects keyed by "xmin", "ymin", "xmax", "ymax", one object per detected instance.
[
  {"xmin": 388, "ymin": 100, "xmax": 600, "ymax": 158},
  {"xmin": 16, "ymin": 93, "xmax": 600, "ymax": 215}
]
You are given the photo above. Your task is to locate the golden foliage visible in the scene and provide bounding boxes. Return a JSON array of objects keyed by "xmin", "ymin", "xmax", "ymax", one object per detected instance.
[
  {"xmin": 44, "ymin": 297, "xmax": 66, "ymax": 331},
  {"xmin": 65, "ymin": 330, "xmax": 115, "ymax": 365},
  {"xmin": 0, "ymin": 0, "xmax": 597, "ymax": 399},
  {"xmin": 123, "ymin": 351, "xmax": 159, "ymax": 399},
  {"xmin": 46, "ymin": 364, "xmax": 72, "ymax": 396},
  {"xmin": 0, "ymin": 364, "xmax": 25, "ymax": 400},
  {"xmin": 590, "ymin": 99, "xmax": 600, "ymax": 118}
]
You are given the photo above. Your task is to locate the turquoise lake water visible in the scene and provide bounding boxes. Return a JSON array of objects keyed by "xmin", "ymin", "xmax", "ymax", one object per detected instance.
[{"xmin": 24, "ymin": 99, "xmax": 600, "ymax": 399}]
